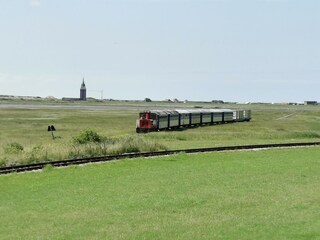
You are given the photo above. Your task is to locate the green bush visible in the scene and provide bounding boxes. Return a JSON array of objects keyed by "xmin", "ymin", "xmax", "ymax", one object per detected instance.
[
  {"xmin": 24, "ymin": 145, "xmax": 48, "ymax": 164},
  {"xmin": 4, "ymin": 142, "xmax": 24, "ymax": 154},
  {"xmin": 73, "ymin": 129, "xmax": 104, "ymax": 144},
  {"xmin": 0, "ymin": 158, "xmax": 6, "ymax": 167}
]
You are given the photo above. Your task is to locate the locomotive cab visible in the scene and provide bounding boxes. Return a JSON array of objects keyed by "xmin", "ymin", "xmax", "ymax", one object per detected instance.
[{"xmin": 136, "ymin": 111, "xmax": 157, "ymax": 133}]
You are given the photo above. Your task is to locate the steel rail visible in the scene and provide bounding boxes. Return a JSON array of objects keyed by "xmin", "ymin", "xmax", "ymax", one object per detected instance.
[{"xmin": 1, "ymin": 141, "xmax": 320, "ymax": 175}]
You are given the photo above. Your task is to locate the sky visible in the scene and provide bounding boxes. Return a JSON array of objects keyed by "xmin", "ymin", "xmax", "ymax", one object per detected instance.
[{"xmin": 0, "ymin": 0, "xmax": 319, "ymax": 102}]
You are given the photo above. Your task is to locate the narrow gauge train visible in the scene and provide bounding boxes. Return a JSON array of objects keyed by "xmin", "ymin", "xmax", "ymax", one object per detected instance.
[{"xmin": 136, "ymin": 109, "xmax": 251, "ymax": 133}]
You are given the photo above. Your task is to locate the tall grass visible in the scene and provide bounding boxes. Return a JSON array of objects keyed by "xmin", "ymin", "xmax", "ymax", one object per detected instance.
[
  {"xmin": 68, "ymin": 135, "xmax": 167, "ymax": 158},
  {"xmin": 1, "ymin": 103, "xmax": 320, "ymax": 166},
  {"xmin": 0, "ymin": 134, "xmax": 167, "ymax": 166}
]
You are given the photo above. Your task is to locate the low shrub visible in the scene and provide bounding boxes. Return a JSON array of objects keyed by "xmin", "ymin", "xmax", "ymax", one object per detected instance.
[
  {"xmin": 0, "ymin": 158, "xmax": 6, "ymax": 167},
  {"xmin": 4, "ymin": 142, "xmax": 24, "ymax": 154},
  {"xmin": 25, "ymin": 145, "xmax": 49, "ymax": 164},
  {"xmin": 73, "ymin": 129, "xmax": 104, "ymax": 144}
]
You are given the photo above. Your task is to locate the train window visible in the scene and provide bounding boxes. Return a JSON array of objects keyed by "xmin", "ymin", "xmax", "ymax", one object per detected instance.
[{"xmin": 139, "ymin": 113, "xmax": 146, "ymax": 119}]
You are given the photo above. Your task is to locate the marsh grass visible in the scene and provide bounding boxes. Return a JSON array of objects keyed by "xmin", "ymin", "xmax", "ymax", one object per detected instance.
[
  {"xmin": 4, "ymin": 142, "xmax": 24, "ymax": 154},
  {"xmin": 68, "ymin": 135, "xmax": 167, "ymax": 158},
  {"xmin": 1, "ymin": 104, "xmax": 320, "ymax": 166},
  {"xmin": 107, "ymin": 135, "xmax": 167, "ymax": 155}
]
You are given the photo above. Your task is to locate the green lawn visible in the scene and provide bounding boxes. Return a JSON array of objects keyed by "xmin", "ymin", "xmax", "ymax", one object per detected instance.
[{"xmin": 1, "ymin": 147, "xmax": 319, "ymax": 239}]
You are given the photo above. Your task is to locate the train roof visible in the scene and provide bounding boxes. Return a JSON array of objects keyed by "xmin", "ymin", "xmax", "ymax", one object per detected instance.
[
  {"xmin": 146, "ymin": 110, "xmax": 179, "ymax": 116},
  {"xmin": 141, "ymin": 109, "xmax": 235, "ymax": 116},
  {"xmin": 175, "ymin": 109, "xmax": 234, "ymax": 114}
]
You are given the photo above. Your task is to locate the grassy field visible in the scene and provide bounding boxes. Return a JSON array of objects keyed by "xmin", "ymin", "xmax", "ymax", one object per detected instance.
[
  {"xmin": 1, "ymin": 147, "xmax": 319, "ymax": 239},
  {"xmin": 1, "ymin": 100, "xmax": 320, "ymax": 166}
]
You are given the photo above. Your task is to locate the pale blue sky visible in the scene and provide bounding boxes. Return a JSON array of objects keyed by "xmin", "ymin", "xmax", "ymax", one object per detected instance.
[{"xmin": 0, "ymin": 0, "xmax": 319, "ymax": 102}]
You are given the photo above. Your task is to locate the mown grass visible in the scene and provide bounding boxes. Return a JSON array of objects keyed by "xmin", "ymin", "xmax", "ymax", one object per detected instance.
[
  {"xmin": 1, "ymin": 147, "xmax": 319, "ymax": 239},
  {"xmin": 1, "ymin": 102, "xmax": 320, "ymax": 166}
]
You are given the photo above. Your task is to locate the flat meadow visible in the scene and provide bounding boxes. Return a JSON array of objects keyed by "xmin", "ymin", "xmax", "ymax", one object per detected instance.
[
  {"xmin": 1, "ymin": 100, "xmax": 320, "ymax": 239},
  {"xmin": 1, "ymin": 100, "xmax": 320, "ymax": 166}
]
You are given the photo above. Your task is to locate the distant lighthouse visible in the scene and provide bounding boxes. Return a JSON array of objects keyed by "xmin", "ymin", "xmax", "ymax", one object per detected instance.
[{"xmin": 80, "ymin": 78, "xmax": 87, "ymax": 101}]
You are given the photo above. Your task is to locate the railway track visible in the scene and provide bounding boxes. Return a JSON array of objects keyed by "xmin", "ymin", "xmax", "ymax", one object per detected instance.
[{"xmin": 1, "ymin": 142, "xmax": 320, "ymax": 175}]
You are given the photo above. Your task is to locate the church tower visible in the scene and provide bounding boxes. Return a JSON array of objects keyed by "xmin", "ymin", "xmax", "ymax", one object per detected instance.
[{"xmin": 80, "ymin": 78, "xmax": 87, "ymax": 101}]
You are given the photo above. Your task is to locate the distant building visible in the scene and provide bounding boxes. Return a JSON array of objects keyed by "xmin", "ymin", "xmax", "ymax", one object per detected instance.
[
  {"xmin": 62, "ymin": 78, "xmax": 87, "ymax": 101},
  {"xmin": 80, "ymin": 78, "xmax": 87, "ymax": 101},
  {"xmin": 212, "ymin": 100, "xmax": 224, "ymax": 104},
  {"xmin": 304, "ymin": 101, "xmax": 317, "ymax": 105}
]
